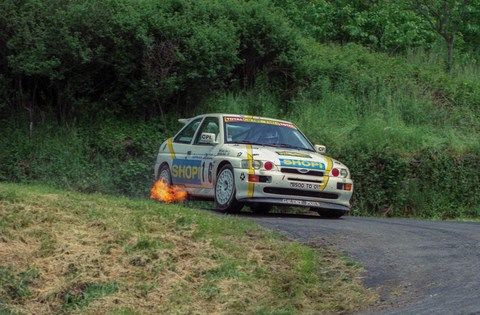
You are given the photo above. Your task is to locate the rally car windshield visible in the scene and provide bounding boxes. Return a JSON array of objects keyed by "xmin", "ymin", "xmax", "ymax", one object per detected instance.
[{"xmin": 224, "ymin": 120, "xmax": 315, "ymax": 152}]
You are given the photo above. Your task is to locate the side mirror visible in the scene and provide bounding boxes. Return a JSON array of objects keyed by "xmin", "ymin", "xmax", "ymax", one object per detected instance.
[
  {"xmin": 315, "ymin": 144, "xmax": 326, "ymax": 154},
  {"xmin": 198, "ymin": 132, "xmax": 218, "ymax": 145}
]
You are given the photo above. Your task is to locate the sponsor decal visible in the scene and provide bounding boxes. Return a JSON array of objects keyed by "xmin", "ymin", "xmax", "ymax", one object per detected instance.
[
  {"xmin": 279, "ymin": 158, "xmax": 325, "ymax": 170},
  {"xmin": 216, "ymin": 149, "xmax": 231, "ymax": 156},
  {"xmin": 224, "ymin": 116, "xmax": 296, "ymax": 129},
  {"xmin": 171, "ymin": 159, "xmax": 202, "ymax": 185},
  {"xmin": 200, "ymin": 133, "xmax": 214, "ymax": 142},
  {"xmin": 191, "ymin": 152, "xmax": 214, "ymax": 160},
  {"xmin": 280, "ymin": 199, "xmax": 323, "ymax": 207},
  {"xmin": 241, "ymin": 197, "xmax": 349, "ymax": 210},
  {"xmin": 276, "ymin": 151, "xmax": 312, "ymax": 158},
  {"xmin": 240, "ymin": 173, "xmax": 245, "ymax": 181}
]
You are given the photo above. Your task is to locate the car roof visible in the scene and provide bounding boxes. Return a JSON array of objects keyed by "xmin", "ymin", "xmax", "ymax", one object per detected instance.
[{"xmin": 178, "ymin": 113, "xmax": 294, "ymax": 125}]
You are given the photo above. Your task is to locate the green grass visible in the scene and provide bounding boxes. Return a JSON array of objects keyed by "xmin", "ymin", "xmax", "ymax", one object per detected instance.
[
  {"xmin": 0, "ymin": 182, "xmax": 376, "ymax": 314},
  {"xmin": 61, "ymin": 282, "xmax": 118, "ymax": 310},
  {"xmin": 0, "ymin": 267, "xmax": 39, "ymax": 301}
]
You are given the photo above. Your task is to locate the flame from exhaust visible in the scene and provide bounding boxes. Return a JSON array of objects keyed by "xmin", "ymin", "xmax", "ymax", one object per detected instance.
[{"xmin": 150, "ymin": 180, "xmax": 188, "ymax": 203}]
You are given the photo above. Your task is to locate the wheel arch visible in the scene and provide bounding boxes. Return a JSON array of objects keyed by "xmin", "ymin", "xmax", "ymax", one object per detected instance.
[{"xmin": 216, "ymin": 160, "xmax": 232, "ymax": 175}]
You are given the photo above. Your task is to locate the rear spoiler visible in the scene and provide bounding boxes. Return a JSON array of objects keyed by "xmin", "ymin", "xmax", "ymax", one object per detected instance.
[{"xmin": 178, "ymin": 118, "xmax": 190, "ymax": 124}]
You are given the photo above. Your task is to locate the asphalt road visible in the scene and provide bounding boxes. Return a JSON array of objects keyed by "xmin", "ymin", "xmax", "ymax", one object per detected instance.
[{"xmin": 247, "ymin": 213, "xmax": 480, "ymax": 314}]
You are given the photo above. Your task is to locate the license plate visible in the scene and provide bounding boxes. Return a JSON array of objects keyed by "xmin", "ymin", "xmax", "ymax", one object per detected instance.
[{"xmin": 289, "ymin": 182, "xmax": 320, "ymax": 190}]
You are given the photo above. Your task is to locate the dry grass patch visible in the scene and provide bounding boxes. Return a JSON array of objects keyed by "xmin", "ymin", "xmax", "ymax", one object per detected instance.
[{"xmin": 0, "ymin": 183, "xmax": 376, "ymax": 314}]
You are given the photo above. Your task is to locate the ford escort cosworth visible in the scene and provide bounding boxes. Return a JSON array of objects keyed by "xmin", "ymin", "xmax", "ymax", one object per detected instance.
[{"xmin": 154, "ymin": 114, "xmax": 353, "ymax": 218}]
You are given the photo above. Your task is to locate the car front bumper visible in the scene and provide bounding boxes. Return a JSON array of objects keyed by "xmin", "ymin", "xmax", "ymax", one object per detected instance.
[{"xmin": 233, "ymin": 168, "xmax": 352, "ymax": 211}]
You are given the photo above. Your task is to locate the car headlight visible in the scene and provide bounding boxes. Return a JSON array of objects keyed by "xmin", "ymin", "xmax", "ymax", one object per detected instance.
[
  {"xmin": 340, "ymin": 168, "xmax": 349, "ymax": 178},
  {"xmin": 241, "ymin": 159, "xmax": 262, "ymax": 169},
  {"xmin": 241, "ymin": 160, "xmax": 276, "ymax": 171}
]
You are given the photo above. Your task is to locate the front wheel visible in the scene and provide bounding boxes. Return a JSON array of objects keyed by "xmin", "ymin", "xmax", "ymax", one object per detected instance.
[
  {"xmin": 312, "ymin": 208, "xmax": 347, "ymax": 219},
  {"xmin": 214, "ymin": 164, "xmax": 243, "ymax": 213}
]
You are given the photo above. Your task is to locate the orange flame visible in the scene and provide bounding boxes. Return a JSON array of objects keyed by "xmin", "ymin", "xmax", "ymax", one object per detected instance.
[{"xmin": 150, "ymin": 180, "xmax": 188, "ymax": 203}]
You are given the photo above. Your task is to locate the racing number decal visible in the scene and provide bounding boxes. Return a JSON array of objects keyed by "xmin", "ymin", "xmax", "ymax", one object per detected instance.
[
  {"xmin": 201, "ymin": 161, "xmax": 214, "ymax": 184},
  {"xmin": 208, "ymin": 162, "xmax": 213, "ymax": 183}
]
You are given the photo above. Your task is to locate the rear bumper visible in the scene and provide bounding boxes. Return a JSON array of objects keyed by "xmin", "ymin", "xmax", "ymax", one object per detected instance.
[{"xmin": 233, "ymin": 168, "xmax": 352, "ymax": 211}]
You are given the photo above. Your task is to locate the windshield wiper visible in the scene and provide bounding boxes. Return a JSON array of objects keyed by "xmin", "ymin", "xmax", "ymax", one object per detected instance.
[
  {"xmin": 230, "ymin": 141, "xmax": 314, "ymax": 152},
  {"xmin": 268, "ymin": 143, "xmax": 314, "ymax": 152},
  {"xmin": 231, "ymin": 140, "xmax": 263, "ymax": 146}
]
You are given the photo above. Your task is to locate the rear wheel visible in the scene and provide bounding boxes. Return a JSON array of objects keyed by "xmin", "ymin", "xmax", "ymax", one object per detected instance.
[
  {"xmin": 215, "ymin": 164, "xmax": 243, "ymax": 213},
  {"xmin": 249, "ymin": 203, "xmax": 272, "ymax": 214},
  {"xmin": 157, "ymin": 164, "xmax": 172, "ymax": 185},
  {"xmin": 312, "ymin": 208, "xmax": 347, "ymax": 219}
]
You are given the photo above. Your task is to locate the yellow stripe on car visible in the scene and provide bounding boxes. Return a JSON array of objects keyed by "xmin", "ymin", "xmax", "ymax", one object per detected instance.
[
  {"xmin": 167, "ymin": 138, "xmax": 176, "ymax": 159},
  {"xmin": 246, "ymin": 144, "xmax": 254, "ymax": 197},
  {"xmin": 320, "ymin": 156, "xmax": 333, "ymax": 191}
]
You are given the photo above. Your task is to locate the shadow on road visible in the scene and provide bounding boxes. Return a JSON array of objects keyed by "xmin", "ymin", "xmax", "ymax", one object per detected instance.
[
  {"xmin": 206, "ymin": 207, "xmax": 342, "ymax": 220},
  {"xmin": 184, "ymin": 201, "xmax": 345, "ymax": 220},
  {"xmin": 237, "ymin": 212, "xmax": 327, "ymax": 220}
]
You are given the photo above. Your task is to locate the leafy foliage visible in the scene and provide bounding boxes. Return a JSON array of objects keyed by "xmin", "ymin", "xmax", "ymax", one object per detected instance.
[{"xmin": 0, "ymin": 0, "xmax": 479, "ymax": 217}]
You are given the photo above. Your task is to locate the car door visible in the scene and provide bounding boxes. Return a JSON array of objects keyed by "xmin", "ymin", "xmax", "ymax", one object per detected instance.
[
  {"xmin": 170, "ymin": 117, "xmax": 203, "ymax": 186},
  {"xmin": 190, "ymin": 116, "xmax": 221, "ymax": 189}
]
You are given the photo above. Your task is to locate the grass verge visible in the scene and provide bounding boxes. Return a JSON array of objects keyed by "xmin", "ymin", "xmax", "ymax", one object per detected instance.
[{"xmin": 0, "ymin": 182, "xmax": 376, "ymax": 314}]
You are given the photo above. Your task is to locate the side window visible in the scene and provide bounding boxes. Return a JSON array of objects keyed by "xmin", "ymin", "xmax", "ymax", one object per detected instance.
[
  {"xmin": 194, "ymin": 117, "xmax": 220, "ymax": 145},
  {"xmin": 174, "ymin": 118, "xmax": 203, "ymax": 144}
]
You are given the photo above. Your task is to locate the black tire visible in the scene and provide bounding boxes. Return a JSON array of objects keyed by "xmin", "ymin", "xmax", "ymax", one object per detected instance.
[
  {"xmin": 157, "ymin": 163, "xmax": 172, "ymax": 185},
  {"xmin": 249, "ymin": 203, "xmax": 272, "ymax": 214},
  {"xmin": 312, "ymin": 208, "xmax": 347, "ymax": 219},
  {"xmin": 214, "ymin": 164, "xmax": 243, "ymax": 213}
]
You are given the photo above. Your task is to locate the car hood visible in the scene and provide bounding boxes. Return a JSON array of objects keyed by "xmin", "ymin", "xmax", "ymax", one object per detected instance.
[{"xmin": 224, "ymin": 144, "xmax": 347, "ymax": 171}]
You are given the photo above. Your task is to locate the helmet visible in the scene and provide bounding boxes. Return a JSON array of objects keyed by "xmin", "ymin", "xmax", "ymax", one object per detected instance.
[{"xmin": 262, "ymin": 128, "xmax": 279, "ymax": 144}]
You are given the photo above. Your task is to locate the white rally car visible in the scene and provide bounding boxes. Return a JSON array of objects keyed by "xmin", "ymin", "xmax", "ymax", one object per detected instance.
[{"xmin": 154, "ymin": 114, "xmax": 353, "ymax": 218}]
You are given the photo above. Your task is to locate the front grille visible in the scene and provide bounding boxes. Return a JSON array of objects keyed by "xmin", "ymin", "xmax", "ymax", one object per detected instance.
[
  {"xmin": 263, "ymin": 187, "xmax": 338, "ymax": 199},
  {"xmin": 281, "ymin": 168, "xmax": 324, "ymax": 177}
]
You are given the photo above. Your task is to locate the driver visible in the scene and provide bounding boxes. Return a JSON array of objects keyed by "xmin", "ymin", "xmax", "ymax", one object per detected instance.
[{"xmin": 260, "ymin": 127, "xmax": 280, "ymax": 144}]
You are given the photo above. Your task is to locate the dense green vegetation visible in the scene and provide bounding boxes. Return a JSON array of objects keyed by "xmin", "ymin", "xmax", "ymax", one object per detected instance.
[
  {"xmin": 0, "ymin": 183, "xmax": 375, "ymax": 313},
  {"xmin": 1, "ymin": 0, "xmax": 479, "ymax": 218}
]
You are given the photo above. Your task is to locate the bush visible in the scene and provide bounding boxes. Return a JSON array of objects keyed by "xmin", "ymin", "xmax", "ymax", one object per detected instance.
[
  {"xmin": 0, "ymin": 120, "xmax": 164, "ymax": 197},
  {"xmin": 0, "ymin": 0, "xmax": 301, "ymax": 120}
]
